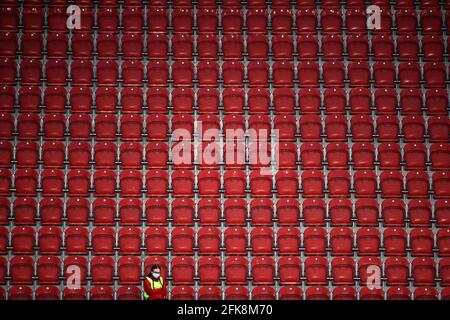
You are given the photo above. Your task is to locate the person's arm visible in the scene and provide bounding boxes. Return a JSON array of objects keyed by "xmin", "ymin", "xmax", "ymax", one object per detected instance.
[{"xmin": 143, "ymin": 278, "xmax": 152, "ymax": 299}]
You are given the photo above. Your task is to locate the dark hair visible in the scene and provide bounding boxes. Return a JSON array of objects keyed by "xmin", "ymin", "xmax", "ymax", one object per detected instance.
[
  {"xmin": 147, "ymin": 265, "xmax": 161, "ymax": 278},
  {"xmin": 149, "ymin": 265, "xmax": 161, "ymax": 273}
]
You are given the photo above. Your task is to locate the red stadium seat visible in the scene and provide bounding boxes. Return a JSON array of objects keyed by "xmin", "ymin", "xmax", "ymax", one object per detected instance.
[
  {"xmin": 172, "ymin": 256, "xmax": 194, "ymax": 285},
  {"xmin": 302, "ymin": 198, "xmax": 326, "ymax": 226},
  {"xmin": 251, "ymin": 256, "xmax": 275, "ymax": 284},
  {"xmin": 198, "ymin": 257, "xmax": 221, "ymax": 284},
  {"xmin": 225, "ymin": 256, "xmax": 248, "ymax": 285},
  {"xmin": 10, "ymin": 256, "xmax": 34, "ymax": 284},
  {"xmin": 91, "ymin": 256, "xmax": 115, "ymax": 284},
  {"xmin": 37, "ymin": 256, "xmax": 60, "ymax": 284},
  {"xmin": 305, "ymin": 257, "xmax": 328, "ymax": 285},
  {"xmin": 90, "ymin": 286, "xmax": 114, "ymax": 300},
  {"xmin": 225, "ymin": 227, "xmax": 247, "ymax": 255},
  {"xmin": 304, "ymin": 227, "xmax": 327, "ymax": 255}
]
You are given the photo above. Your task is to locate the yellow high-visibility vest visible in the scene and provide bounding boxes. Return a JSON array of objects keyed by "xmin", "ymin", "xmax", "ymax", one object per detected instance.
[{"xmin": 143, "ymin": 276, "xmax": 164, "ymax": 300}]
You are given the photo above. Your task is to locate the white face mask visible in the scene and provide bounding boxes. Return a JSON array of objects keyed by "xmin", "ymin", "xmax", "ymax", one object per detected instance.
[{"xmin": 152, "ymin": 272, "xmax": 160, "ymax": 279}]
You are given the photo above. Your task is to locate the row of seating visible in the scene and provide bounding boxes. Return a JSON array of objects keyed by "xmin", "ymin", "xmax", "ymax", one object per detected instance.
[
  {"xmin": 2, "ymin": 254, "xmax": 450, "ymax": 286},
  {"xmin": 2, "ymin": 225, "xmax": 450, "ymax": 256},
  {"xmin": 2, "ymin": 197, "xmax": 448, "ymax": 227},
  {"xmin": 0, "ymin": 168, "xmax": 449, "ymax": 198},
  {"xmin": 1, "ymin": 0, "xmax": 448, "ymax": 8},
  {"xmin": 1, "ymin": 59, "xmax": 448, "ymax": 88},
  {"xmin": 1, "ymin": 112, "xmax": 448, "ymax": 141},
  {"xmin": 1, "ymin": 32, "xmax": 448, "ymax": 62},
  {"xmin": 1, "ymin": 86, "xmax": 448, "ymax": 115},
  {"xmin": 3, "ymin": 285, "xmax": 450, "ymax": 301},
  {"xmin": 1, "ymin": 140, "xmax": 448, "ymax": 170},
  {"xmin": 1, "ymin": 5, "xmax": 449, "ymax": 35}
]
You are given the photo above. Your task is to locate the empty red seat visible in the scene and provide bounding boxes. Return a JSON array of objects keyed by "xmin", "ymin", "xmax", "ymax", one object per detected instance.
[
  {"xmin": 381, "ymin": 199, "xmax": 406, "ymax": 227},
  {"xmin": 331, "ymin": 257, "xmax": 355, "ymax": 285},
  {"xmin": 118, "ymin": 227, "xmax": 141, "ymax": 255},
  {"xmin": 302, "ymin": 198, "xmax": 326, "ymax": 226},
  {"xmin": 20, "ymin": 59, "xmax": 42, "ymax": 85},
  {"xmin": 330, "ymin": 227, "xmax": 353, "ymax": 255},
  {"xmin": 10, "ymin": 256, "xmax": 34, "ymax": 284},
  {"xmin": 147, "ymin": 7, "xmax": 168, "ymax": 33},
  {"xmin": 145, "ymin": 142, "xmax": 168, "ymax": 168},
  {"xmin": 329, "ymin": 199, "xmax": 352, "ymax": 226},
  {"xmin": 278, "ymin": 227, "xmax": 301, "ymax": 255},
  {"xmin": 412, "ymin": 258, "xmax": 436, "ymax": 286},
  {"xmin": 42, "ymin": 141, "xmax": 65, "ymax": 168},
  {"xmin": 411, "ymin": 228, "xmax": 434, "ymax": 256},
  {"xmin": 45, "ymin": 59, "xmax": 67, "ymax": 85},
  {"xmin": 422, "ymin": 35, "xmax": 444, "ymax": 61},
  {"xmin": 94, "ymin": 142, "xmax": 116, "ymax": 169},
  {"xmin": 252, "ymin": 286, "xmax": 276, "ymax": 300},
  {"xmin": 358, "ymin": 256, "xmax": 382, "ymax": 287},
  {"xmin": 224, "ymin": 198, "xmax": 247, "ymax": 226},
  {"xmin": 46, "ymin": 32, "xmax": 68, "ymax": 59},
  {"xmin": 66, "ymin": 198, "xmax": 90, "ymax": 226},
  {"xmin": 278, "ymin": 257, "xmax": 301, "ymax": 285},
  {"xmin": 298, "ymin": 61, "xmax": 320, "ymax": 87},
  {"xmin": 345, "ymin": 8, "xmax": 366, "ymax": 33},
  {"xmin": 172, "ymin": 8, "xmax": 193, "ymax": 33},
  {"xmin": 386, "ymin": 257, "xmax": 409, "ymax": 285},
  {"xmin": 172, "ymin": 256, "xmax": 194, "ymax": 285},
  {"xmin": 430, "ymin": 144, "xmax": 450, "ymax": 171},
  {"xmin": 296, "ymin": 8, "xmax": 317, "ymax": 33},
  {"xmin": 352, "ymin": 143, "xmax": 375, "ymax": 169},
  {"xmin": 9, "ymin": 286, "xmax": 33, "ymax": 300},
  {"xmin": 38, "ymin": 227, "xmax": 62, "ymax": 255},
  {"xmin": 147, "ymin": 61, "xmax": 169, "ymax": 86},
  {"xmin": 94, "ymin": 170, "xmax": 116, "ymax": 196},
  {"xmin": 301, "ymin": 170, "xmax": 324, "ymax": 197},
  {"xmin": 275, "ymin": 170, "xmax": 298, "ymax": 197},
  {"xmin": 13, "ymin": 197, "xmax": 36, "ymax": 225},
  {"xmin": 225, "ymin": 256, "xmax": 248, "ymax": 285},
  {"xmin": 93, "ymin": 198, "xmax": 116, "ymax": 226},
  {"xmin": 320, "ymin": 8, "xmax": 342, "ymax": 33},
  {"xmin": 67, "ymin": 169, "xmax": 90, "ymax": 196},
  {"xmin": 428, "ymin": 116, "xmax": 449, "ymax": 142},
  {"xmin": 440, "ymin": 259, "xmax": 450, "ymax": 286},
  {"xmin": 304, "ymin": 227, "xmax": 327, "ymax": 255},
  {"xmin": 12, "ymin": 227, "xmax": 35, "ymax": 254},
  {"xmin": 437, "ymin": 229, "xmax": 450, "ymax": 256},
  {"xmin": 325, "ymin": 115, "xmax": 347, "ymax": 141},
  {"xmin": 433, "ymin": 171, "xmax": 450, "ymax": 199},
  {"xmin": 0, "ymin": 32, "xmax": 17, "ymax": 58},
  {"xmin": 198, "ymin": 170, "xmax": 220, "ymax": 196},
  {"xmin": 251, "ymin": 227, "xmax": 274, "ymax": 255},
  {"xmin": 351, "ymin": 115, "xmax": 374, "ymax": 142},
  {"xmin": 378, "ymin": 143, "xmax": 401, "ymax": 170},
  {"xmin": 145, "ymin": 226, "xmax": 168, "ymax": 254},
  {"xmin": 37, "ymin": 256, "xmax": 60, "ymax": 284},
  {"xmin": 305, "ymin": 257, "xmax": 328, "ymax": 285},
  {"xmin": 146, "ymin": 170, "xmax": 168, "ymax": 196},
  {"xmin": 92, "ymin": 226, "xmax": 115, "ymax": 254},
  {"xmin": 276, "ymin": 142, "xmax": 297, "ymax": 169},
  {"xmin": 0, "ymin": 86, "xmax": 15, "ymax": 112},
  {"xmin": 326, "ymin": 143, "xmax": 349, "ymax": 169},
  {"xmin": 0, "ymin": 58, "xmax": 15, "ymax": 85},
  {"xmin": 119, "ymin": 170, "xmax": 142, "ymax": 196},
  {"xmin": 353, "ymin": 171, "xmax": 377, "ymax": 198},
  {"xmin": 0, "ymin": 199, "xmax": 10, "ymax": 225},
  {"xmin": 17, "ymin": 113, "xmax": 40, "ymax": 140},
  {"xmin": 225, "ymin": 227, "xmax": 247, "ymax": 255},
  {"xmin": 306, "ymin": 286, "xmax": 330, "ymax": 300},
  {"xmin": 375, "ymin": 88, "xmax": 397, "ymax": 114},
  {"xmin": 246, "ymin": 8, "xmax": 267, "ymax": 34},
  {"xmin": 35, "ymin": 286, "xmax": 60, "ymax": 300},
  {"xmin": 146, "ymin": 114, "xmax": 168, "ymax": 140},
  {"xmin": 120, "ymin": 142, "xmax": 142, "ymax": 168},
  {"xmin": 383, "ymin": 227, "xmax": 407, "ymax": 255},
  {"xmin": 357, "ymin": 228, "xmax": 380, "ymax": 255},
  {"xmin": 172, "ymin": 227, "xmax": 194, "ymax": 255},
  {"xmin": 91, "ymin": 256, "xmax": 115, "ymax": 285},
  {"xmin": 171, "ymin": 286, "xmax": 195, "ymax": 300},
  {"xmin": 376, "ymin": 116, "xmax": 400, "ymax": 142},
  {"xmin": 297, "ymin": 34, "xmax": 318, "ymax": 60},
  {"xmin": 380, "ymin": 171, "xmax": 403, "ymax": 198},
  {"xmin": 421, "ymin": 8, "xmax": 442, "ymax": 34},
  {"xmin": 397, "ymin": 35, "xmax": 419, "ymax": 61},
  {"xmin": 424, "ymin": 62, "xmax": 446, "ymax": 88},
  {"xmin": 65, "ymin": 227, "xmax": 89, "ymax": 255},
  {"xmin": 197, "ymin": 34, "xmax": 218, "ymax": 60},
  {"xmin": 373, "ymin": 62, "xmax": 395, "ymax": 87},
  {"xmin": 406, "ymin": 170, "xmax": 430, "ymax": 198},
  {"xmin": 90, "ymin": 286, "xmax": 114, "ymax": 300},
  {"xmin": 251, "ymin": 256, "xmax": 275, "ymax": 284},
  {"xmin": 95, "ymin": 87, "xmax": 117, "ymax": 113},
  {"xmin": 71, "ymin": 60, "xmax": 93, "ymax": 85},
  {"xmin": 198, "ymin": 257, "xmax": 221, "ymax": 285},
  {"xmin": 118, "ymin": 256, "xmax": 141, "ymax": 285}
]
